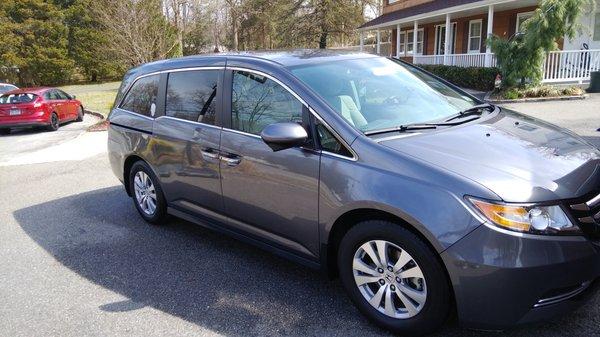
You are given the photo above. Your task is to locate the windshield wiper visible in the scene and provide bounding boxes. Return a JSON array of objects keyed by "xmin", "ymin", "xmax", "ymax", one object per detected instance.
[
  {"xmin": 364, "ymin": 124, "xmax": 437, "ymax": 136},
  {"xmin": 445, "ymin": 103, "xmax": 496, "ymax": 122}
]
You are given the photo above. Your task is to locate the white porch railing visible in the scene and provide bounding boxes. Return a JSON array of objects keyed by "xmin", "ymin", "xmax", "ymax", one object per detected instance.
[
  {"xmin": 413, "ymin": 53, "xmax": 496, "ymax": 67},
  {"xmin": 413, "ymin": 55, "xmax": 444, "ymax": 65},
  {"xmin": 543, "ymin": 49, "xmax": 600, "ymax": 83},
  {"xmin": 328, "ymin": 47, "xmax": 600, "ymax": 83}
]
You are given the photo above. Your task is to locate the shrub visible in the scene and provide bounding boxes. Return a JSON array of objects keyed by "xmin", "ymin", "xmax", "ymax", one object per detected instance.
[
  {"xmin": 418, "ymin": 64, "xmax": 500, "ymax": 92},
  {"xmin": 497, "ymin": 85, "xmax": 583, "ymax": 100}
]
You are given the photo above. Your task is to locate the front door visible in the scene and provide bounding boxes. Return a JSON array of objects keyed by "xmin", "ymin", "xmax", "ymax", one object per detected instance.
[
  {"xmin": 152, "ymin": 69, "xmax": 224, "ymax": 215},
  {"xmin": 219, "ymin": 69, "xmax": 320, "ymax": 258},
  {"xmin": 435, "ymin": 23, "xmax": 457, "ymax": 55}
]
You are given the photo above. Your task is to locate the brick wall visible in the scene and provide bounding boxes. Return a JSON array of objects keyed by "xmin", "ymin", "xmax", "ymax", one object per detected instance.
[{"xmin": 389, "ymin": 6, "xmax": 549, "ymax": 57}]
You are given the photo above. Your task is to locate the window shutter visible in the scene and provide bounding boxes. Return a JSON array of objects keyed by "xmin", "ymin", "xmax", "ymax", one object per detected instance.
[
  {"xmin": 462, "ymin": 21, "xmax": 469, "ymax": 53},
  {"xmin": 422, "ymin": 27, "xmax": 428, "ymax": 55},
  {"xmin": 480, "ymin": 18, "xmax": 487, "ymax": 53},
  {"xmin": 508, "ymin": 14, "xmax": 517, "ymax": 39}
]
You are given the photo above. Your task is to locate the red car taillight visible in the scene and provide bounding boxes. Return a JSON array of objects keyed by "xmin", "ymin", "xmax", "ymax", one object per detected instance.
[{"xmin": 33, "ymin": 96, "xmax": 43, "ymax": 108}]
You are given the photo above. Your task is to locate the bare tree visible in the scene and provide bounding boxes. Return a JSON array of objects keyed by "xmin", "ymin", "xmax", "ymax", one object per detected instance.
[{"xmin": 93, "ymin": 0, "xmax": 178, "ymax": 67}]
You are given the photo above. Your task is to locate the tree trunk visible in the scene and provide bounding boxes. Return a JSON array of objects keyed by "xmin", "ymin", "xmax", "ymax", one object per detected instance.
[
  {"xmin": 319, "ymin": 31, "xmax": 328, "ymax": 49},
  {"xmin": 232, "ymin": 15, "xmax": 239, "ymax": 51}
]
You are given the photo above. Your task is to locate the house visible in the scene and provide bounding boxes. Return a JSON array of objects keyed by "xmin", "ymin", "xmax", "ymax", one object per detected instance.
[{"xmin": 357, "ymin": 0, "xmax": 600, "ymax": 83}]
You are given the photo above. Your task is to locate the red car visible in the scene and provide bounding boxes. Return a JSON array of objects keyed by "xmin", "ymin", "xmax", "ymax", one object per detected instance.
[{"xmin": 0, "ymin": 87, "xmax": 84, "ymax": 133}]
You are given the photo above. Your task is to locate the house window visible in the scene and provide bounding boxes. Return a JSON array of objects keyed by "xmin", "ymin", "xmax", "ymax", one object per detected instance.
[
  {"xmin": 516, "ymin": 12, "xmax": 535, "ymax": 33},
  {"xmin": 594, "ymin": 12, "xmax": 600, "ymax": 41},
  {"xmin": 468, "ymin": 20, "xmax": 482, "ymax": 53},
  {"xmin": 407, "ymin": 29, "xmax": 424, "ymax": 55},
  {"xmin": 399, "ymin": 31, "xmax": 406, "ymax": 54}
]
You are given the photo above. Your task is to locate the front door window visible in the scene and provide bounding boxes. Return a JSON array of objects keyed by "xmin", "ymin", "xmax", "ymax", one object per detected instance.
[{"xmin": 435, "ymin": 23, "xmax": 456, "ymax": 55}]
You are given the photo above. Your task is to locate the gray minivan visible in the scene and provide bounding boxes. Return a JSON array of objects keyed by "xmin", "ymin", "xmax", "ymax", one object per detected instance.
[{"xmin": 108, "ymin": 51, "xmax": 600, "ymax": 335}]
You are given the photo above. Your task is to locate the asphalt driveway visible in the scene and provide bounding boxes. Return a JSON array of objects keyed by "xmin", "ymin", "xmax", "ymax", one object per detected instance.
[
  {"xmin": 0, "ymin": 113, "xmax": 100, "ymax": 163},
  {"xmin": 0, "ymin": 97, "xmax": 599, "ymax": 337}
]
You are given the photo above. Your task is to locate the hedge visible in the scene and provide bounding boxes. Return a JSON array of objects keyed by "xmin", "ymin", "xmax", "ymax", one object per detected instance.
[{"xmin": 418, "ymin": 65, "xmax": 500, "ymax": 92}]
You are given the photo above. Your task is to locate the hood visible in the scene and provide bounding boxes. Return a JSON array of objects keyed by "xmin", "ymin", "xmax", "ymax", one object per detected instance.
[{"xmin": 380, "ymin": 110, "xmax": 600, "ymax": 202}]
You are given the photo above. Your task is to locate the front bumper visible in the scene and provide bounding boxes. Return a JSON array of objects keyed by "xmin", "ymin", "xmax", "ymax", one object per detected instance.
[{"xmin": 442, "ymin": 223, "xmax": 600, "ymax": 329}]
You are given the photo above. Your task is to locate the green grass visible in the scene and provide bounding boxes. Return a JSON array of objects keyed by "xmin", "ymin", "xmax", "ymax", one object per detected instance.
[{"xmin": 59, "ymin": 81, "xmax": 121, "ymax": 117}]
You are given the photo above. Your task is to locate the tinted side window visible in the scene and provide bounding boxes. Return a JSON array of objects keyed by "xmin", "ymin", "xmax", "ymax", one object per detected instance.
[
  {"xmin": 232, "ymin": 70, "xmax": 303, "ymax": 135},
  {"xmin": 56, "ymin": 90, "xmax": 70, "ymax": 99},
  {"xmin": 47, "ymin": 90, "xmax": 62, "ymax": 100},
  {"xmin": 166, "ymin": 70, "xmax": 218, "ymax": 125},
  {"xmin": 120, "ymin": 75, "xmax": 160, "ymax": 117},
  {"xmin": 317, "ymin": 124, "xmax": 352, "ymax": 157}
]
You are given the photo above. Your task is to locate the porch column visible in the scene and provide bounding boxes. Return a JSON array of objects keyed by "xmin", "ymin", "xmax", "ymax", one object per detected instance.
[
  {"xmin": 359, "ymin": 31, "xmax": 364, "ymax": 52},
  {"xmin": 413, "ymin": 20, "xmax": 418, "ymax": 63},
  {"xmin": 444, "ymin": 13, "xmax": 451, "ymax": 65},
  {"xmin": 485, "ymin": 5, "xmax": 494, "ymax": 67},
  {"xmin": 396, "ymin": 24, "xmax": 401, "ymax": 58},
  {"xmin": 376, "ymin": 29, "xmax": 381, "ymax": 55}
]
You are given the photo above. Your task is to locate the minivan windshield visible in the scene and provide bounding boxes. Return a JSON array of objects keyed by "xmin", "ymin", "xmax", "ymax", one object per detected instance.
[{"xmin": 290, "ymin": 57, "xmax": 477, "ymax": 134}]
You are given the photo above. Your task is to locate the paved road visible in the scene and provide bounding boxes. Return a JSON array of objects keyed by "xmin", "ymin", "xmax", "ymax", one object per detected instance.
[
  {"xmin": 501, "ymin": 93, "xmax": 600, "ymax": 148},
  {"xmin": 0, "ymin": 113, "xmax": 100, "ymax": 163},
  {"xmin": 1, "ymin": 99, "xmax": 599, "ymax": 337}
]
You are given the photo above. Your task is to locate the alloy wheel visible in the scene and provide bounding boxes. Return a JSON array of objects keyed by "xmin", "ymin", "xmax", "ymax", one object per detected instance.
[
  {"xmin": 51, "ymin": 114, "xmax": 59, "ymax": 129},
  {"xmin": 133, "ymin": 171, "xmax": 157, "ymax": 215},
  {"xmin": 352, "ymin": 240, "xmax": 427, "ymax": 319}
]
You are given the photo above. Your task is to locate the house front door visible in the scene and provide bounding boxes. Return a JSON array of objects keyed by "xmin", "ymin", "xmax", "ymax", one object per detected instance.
[{"xmin": 435, "ymin": 23, "xmax": 456, "ymax": 55}]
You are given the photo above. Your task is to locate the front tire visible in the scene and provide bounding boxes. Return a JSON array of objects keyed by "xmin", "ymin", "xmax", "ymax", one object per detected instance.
[
  {"xmin": 47, "ymin": 112, "xmax": 59, "ymax": 131},
  {"xmin": 338, "ymin": 220, "xmax": 450, "ymax": 336},
  {"xmin": 129, "ymin": 161, "xmax": 167, "ymax": 224}
]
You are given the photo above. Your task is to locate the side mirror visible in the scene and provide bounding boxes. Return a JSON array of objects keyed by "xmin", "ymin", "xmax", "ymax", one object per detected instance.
[
  {"xmin": 260, "ymin": 122, "xmax": 308, "ymax": 152},
  {"xmin": 70, "ymin": 94, "xmax": 76, "ymax": 99}
]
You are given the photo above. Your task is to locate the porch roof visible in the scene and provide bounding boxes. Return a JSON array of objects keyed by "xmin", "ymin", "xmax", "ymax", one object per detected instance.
[
  {"xmin": 359, "ymin": 0, "xmax": 482, "ymax": 30},
  {"xmin": 358, "ymin": 0, "xmax": 538, "ymax": 31}
]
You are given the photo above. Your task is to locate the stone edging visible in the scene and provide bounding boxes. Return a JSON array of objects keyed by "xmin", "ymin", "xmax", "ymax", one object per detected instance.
[
  {"xmin": 83, "ymin": 109, "xmax": 105, "ymax": 120},
  {"xmin": 484, "ymin": 91, "xmax": 588, "ymax": 103}
]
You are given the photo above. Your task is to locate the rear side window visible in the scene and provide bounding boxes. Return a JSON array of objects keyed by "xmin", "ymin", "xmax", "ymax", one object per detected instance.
[
  {"xmin": 45, "ymin": 90, "xmax": 62, "ymax": 100},
  {"xmin": 166, "ymin": 70, "xmax": 218, "ymax": 125},
  {"xmin": 120, "ymin": 75, "xmax": 160, "ymax": 117},
  {"xmin": 231, "ymin": 70, "xmax": 303, "ymax": 135},
  {"xmin": 0, "ymin": 93, "xmax": 37, "ymax": 104}
]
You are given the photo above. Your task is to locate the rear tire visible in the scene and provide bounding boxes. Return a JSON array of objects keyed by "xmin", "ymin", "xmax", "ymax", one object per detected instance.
[
  {"xmin": 76, "ymin": 106, "xmax": 84, "ymax": 122},
  {"xmin": 129, "ymin": 161, "xmax": 168, "ymax": 225},
  {"xmin": 47, "ymin": 113, "xmax": 59, "ymax": 131},
  {"xmin": 337, "ymin": 220, "xmax": 451, "ymax": 336}
]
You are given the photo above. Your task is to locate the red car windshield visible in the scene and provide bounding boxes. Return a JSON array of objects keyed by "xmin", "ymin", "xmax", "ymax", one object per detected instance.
[{"xmin": 0, "ymin": 93, "xmax": 38, "ymax": 104}]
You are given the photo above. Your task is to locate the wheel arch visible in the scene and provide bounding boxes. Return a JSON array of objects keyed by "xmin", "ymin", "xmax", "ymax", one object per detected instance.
[
  {"xmin": 123, "ymin": 154, "xmax": 147, "ymax": 197},
  {"xmin": 324, "ymin": 207, "xmax": 457, "ymax": 313}
]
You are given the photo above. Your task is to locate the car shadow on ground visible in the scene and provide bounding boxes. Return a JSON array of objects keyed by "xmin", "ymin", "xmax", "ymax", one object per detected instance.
[
  {"xmin": 0, "ymin": 120, "xmax": 81, "ymax": 137},
  {"xmin": 13, "ymin": 187, "xmax": 599, "ymax": 336}
]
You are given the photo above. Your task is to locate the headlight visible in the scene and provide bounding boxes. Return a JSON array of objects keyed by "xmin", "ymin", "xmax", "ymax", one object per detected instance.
[{"xmin": 467, "ymin": 197, "xmax": 581, "ymax": 235}]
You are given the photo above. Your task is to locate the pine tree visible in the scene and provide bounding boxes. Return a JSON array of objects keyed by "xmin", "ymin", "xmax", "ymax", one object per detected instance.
[{"xmin": 488, "ymin": 0, "xmax": 594, "ymax": 87}]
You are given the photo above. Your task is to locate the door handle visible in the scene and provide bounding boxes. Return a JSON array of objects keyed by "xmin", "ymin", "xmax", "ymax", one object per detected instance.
[
  {"xmin": 220, "ymin": 154, "xmax": 242, "ymax": 167},
  {"xmin": 200, "ymin": 148, "xmax": 219, "ymax": 161}
]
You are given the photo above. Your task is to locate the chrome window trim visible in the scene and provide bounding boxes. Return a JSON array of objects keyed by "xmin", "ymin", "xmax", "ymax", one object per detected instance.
[
  {"xmin": 227, "ymin": 66, "xmax": 309, "ymax": 106},
  {"xmin": 155, "ymin": 115, "xmax": 222, "ymax": 130},
  {"xmin": 222, "ymin": 127, "xmax": 262, "ymax": 139},
  {"xmin": 117, "ymin": 66, "xmax": 226, "ymax": 109},
  {"xmin": 115, "ymin": 107, "xmax": 155, "ymax": 121}
]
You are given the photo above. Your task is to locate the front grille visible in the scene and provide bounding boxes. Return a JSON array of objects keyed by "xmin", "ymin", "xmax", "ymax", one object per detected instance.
[{"xmin": 568, "ymin": 191, "xmax": 600, "ymax": 241}]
